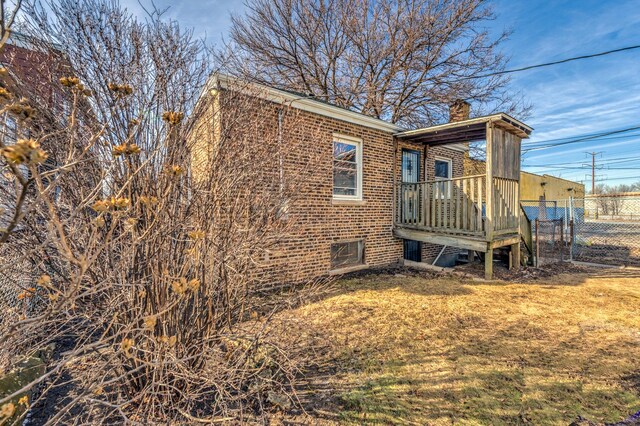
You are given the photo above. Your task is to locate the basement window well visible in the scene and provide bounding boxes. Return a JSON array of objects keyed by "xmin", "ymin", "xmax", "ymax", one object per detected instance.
[{"xmin": 330, "ymin": 240, "xmax": 364, "ymax": 269}]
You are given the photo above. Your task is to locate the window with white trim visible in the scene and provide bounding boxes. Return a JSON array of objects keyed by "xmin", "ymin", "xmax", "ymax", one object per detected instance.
[
  {"xmin": 2, "ymin": 115, "xmax": 17, "ymax": 146},
  {"xmin": 434, "ymin": 157, "xmax": 452, "ymax": 197},
  {"xmin": 332, "ymin": 135, "xmax": 362, "ymax": 200},
  {"xmin": 330, "ymin": 240, "xmax": 364, "ymax": 269}
]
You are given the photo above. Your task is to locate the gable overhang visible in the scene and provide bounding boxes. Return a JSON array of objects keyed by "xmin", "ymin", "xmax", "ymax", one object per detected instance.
[
  {"xmin": 394, "ymin": 113, "xmax": 533, "ymax": 145},
  {"xmin": 207, "ymin": 74, "xmax": 404, "ymax": 134}
]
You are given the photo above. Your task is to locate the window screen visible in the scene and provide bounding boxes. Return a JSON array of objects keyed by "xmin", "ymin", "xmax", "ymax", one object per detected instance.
[
  {"xmin": 2, "ymin": 116, "xmax": 17, "ymax": 146},
  {"xmin": 434, "ymin": 158, "xmax": 452, "ymax": 197},
  {"xmin": 330, "ymin": 240, "xmax": 364, "ymax": 269},
  {"xmin": 435, "ymin": 159, "xmax": 451, "ymax": 179},
  {"xmin": 333, "ymin": 139, "xmax": 360, "ymax": 198}
]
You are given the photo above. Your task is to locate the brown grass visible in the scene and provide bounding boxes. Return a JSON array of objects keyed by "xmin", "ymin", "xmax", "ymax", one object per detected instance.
[{"xmin": 273, "ymin": 268, "xmax": 640, "ymax": 425}]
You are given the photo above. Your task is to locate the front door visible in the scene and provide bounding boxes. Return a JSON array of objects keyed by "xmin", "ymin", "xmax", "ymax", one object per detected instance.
[{"xmin": 402, "ymin": 149, "xmax": 422, "ymax": 262}]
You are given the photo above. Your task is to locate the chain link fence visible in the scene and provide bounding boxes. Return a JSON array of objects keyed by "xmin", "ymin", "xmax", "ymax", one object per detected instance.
[
  {"xmin": 0, "ymin": 233, "xmax": 43, "ymax": 372},
  {"xmin": 532, "ymin": 218, "xmax": 569, "ymax": 265},
  {"xmin": 522, "ymin": 196, "xmax": 640, "ymax": 267}
]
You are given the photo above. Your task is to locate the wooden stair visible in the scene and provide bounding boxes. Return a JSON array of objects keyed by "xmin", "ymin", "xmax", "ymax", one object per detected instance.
[{"xmin": 519, "ymin": 204, "xmax": 534, "ymax": 265}]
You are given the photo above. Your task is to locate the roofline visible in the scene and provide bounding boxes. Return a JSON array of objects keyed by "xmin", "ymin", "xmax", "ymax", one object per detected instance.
[
  {"xmin": 6, "ymin": 30, "xmax": 64, "ymax": 51},
  {"xmin": 443, "ymin": 143, "xmax": 468, "ymax": 153},
  {"xmin": 208, "ymin": 74, "xmax": 404, "ymax": 134},
  {"xmin": 520, "ymin": 170, "xmax": 585, "ymax": 186},
  {"xmin": 394, "ymin": 113, "xmax": 533, "ymax": 139},
  {"xmin": 541, "ymin": 174, "xmax": 586, "ymax": 185},
  {"xmin": 586, "ymin": 191, "xmax": 640, "ymax": 198}
]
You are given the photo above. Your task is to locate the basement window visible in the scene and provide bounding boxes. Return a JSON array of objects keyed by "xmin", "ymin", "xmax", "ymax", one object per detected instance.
[
  {"xmin": 330, "ymin": 240, "xmax": 364, "ymax": 269},
  {"xmin": 333, "ymin": 134, "xmax": 362, "ymax": 200}
]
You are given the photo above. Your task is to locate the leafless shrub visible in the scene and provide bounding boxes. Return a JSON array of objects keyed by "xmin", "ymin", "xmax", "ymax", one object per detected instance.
[{"xmin": 0, "ymin": 0, "xmax": 324, "ymax": 423}]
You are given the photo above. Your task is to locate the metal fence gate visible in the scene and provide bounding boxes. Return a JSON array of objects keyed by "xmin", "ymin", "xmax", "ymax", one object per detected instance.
[
  {"xmin": 522, "ymin": 196, "xmax": 640, "ymax": 267},
  {"xmin": 533, "ymin": 218, "xmax": 569, "ymax": 266}
]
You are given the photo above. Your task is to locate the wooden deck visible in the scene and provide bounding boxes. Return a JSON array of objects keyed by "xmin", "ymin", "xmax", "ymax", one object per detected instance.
[
  {"xmin": 394, "ymin": 174, "xmax": 520, "ymax": 245},
  {"xmin": 394, "ymin": 174, "xmax": 524, "ymax": 279},
  {"xmin": 394, "ymin": 114, "xmax": 533, "ymax": 279}
]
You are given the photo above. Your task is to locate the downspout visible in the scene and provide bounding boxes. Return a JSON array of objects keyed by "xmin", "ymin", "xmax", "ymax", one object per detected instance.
[
  {"xmin": 278, "ymin": 107, "xmax": 284, "ymax": 196},
  {"xmin": 392, "ymin": 135, "xmax": 398, "ymax": 228}
]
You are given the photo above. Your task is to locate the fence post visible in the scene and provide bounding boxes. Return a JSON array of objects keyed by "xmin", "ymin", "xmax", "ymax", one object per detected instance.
[
  {"xmin": 569, "ymin": 219, "xmax": 574, "ymax": 262},
  {"xmin": 535, "ymin": 218, "xmax": 539, "ymax": 267},
  {"xmin": 560, "ymin": 217, "xmax": 564, "ymax": 261}
]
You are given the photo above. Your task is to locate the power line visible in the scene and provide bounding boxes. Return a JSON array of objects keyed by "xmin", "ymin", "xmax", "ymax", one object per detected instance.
[
  {"xmin": 280, "ymin": 45, "xmax": 640, "ymax": 101},
  {"xmin": 523, "ymin": 128, "xmax": 640, "ymax": 145},
  {"xmin": 593, "ymin": 175, "xmax": 640, "ymax": 183},
  {"xmin": 523, "ymin": 166, "xmax": 640, "ymax": 171},
  {"xmin": 599, "ymin": 157, "xmax": 640, "ymax": 165},
  {"xmin": 522, "ymin": 125, "xmax": 640, "ymax": 152},
  {"xmin": 454, "ymin": 44, "xmax": 640, "ymax": 81},
  {"xmin": 523, "ymin": 154, "xmax": 640, "ymax": 168},
  {"xmin": 523, "ymin": 131, "xmax": 640, "ymax": 147}
]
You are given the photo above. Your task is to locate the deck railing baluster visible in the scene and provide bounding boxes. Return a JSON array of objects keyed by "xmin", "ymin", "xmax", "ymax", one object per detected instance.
[{"xmin": 395, "ymin": 174, "xmax": 516, "ymax": 238}]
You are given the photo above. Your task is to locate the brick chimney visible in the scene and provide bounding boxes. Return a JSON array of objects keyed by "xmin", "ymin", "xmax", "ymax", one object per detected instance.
[{"xmin": 449, "ymin": 99, "xmax": 470, "ymax": 122}]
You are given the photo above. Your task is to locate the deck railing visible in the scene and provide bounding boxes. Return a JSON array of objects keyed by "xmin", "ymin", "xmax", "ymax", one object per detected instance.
[
  {"xmin": 519, "ymin": 203, "xmax": 533, "ymax": 255},
  {"xmin": 396, "ymin": 174, "xmax": 486, "ymax": 236},
  {"xmin": 492, "ymin": 177, "xmax": 519, "ymax": 233},
  {"xmin": 396, "ymin": 175, "xmax": 521, "ymax": 238}
]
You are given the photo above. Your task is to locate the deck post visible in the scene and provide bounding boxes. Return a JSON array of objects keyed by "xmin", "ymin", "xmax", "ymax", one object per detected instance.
[
  {"xmin": 485, "ymin": 242, "xmax": 494, "ymax": 280},
  {"xmin": 485, "ymin": 121, "xmax": 494, "ymax": 242},
  {"xmin": 485, "ymin": 122, "xmax": 494, "ymax": 281},
  {"xmin": 510, "ymin": 243, "xmax": 520, "ymax": 270}
]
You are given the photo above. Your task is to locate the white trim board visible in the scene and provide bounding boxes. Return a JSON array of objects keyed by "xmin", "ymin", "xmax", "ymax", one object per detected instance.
[{"xmin": 209, "ymin": 74, "xmax": 404, "ymax": 134}]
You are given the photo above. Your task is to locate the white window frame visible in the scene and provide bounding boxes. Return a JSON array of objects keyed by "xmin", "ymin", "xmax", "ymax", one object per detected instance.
[
  {"xmin": 434, "ymin": 156, "xmax": 453, "ymax": 198},
  {"xmin": 332, "ymin": 134, "xmax": 363, "ymax": 201}
]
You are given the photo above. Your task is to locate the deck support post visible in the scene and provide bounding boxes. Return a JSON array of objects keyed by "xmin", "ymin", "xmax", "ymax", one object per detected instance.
[
  {"xmin": 485, "ymin": 122, "xmax": 494, "ymax": 241},
  {"xmin": 485, "ymin": 242, "xmax": 494, "ymax": 280},
  {"xmin": 510, "ymin": 243, "xmax": 520, "ymax": 270},
  {"xmin": 484, "ymin": 122, "xmax": 495, "ymax": 281}
]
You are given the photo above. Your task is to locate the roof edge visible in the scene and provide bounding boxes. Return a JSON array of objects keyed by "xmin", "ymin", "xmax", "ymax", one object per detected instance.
[
  {"xmin": 208, "ymin": 74, "xmax": 404, "ymax": 134},
  {"xmin": 395, "ymin": 113, "xmax": 533, "ymax": 139}
]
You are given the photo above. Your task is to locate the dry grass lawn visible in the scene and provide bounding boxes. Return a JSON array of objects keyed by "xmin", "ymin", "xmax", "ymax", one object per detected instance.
[{"xmin": 274, "ymin": 268, "xmax": 640, "ymax": 425}]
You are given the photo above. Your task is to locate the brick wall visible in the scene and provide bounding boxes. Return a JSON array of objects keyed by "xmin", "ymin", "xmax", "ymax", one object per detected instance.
[
  {"xmin": 274, "ymin": 105, "xmax": 404, "ymax": 279},
  {"xmin": 394, "ymin": 140, "xmax": 465, "ymax": 263},
  {"xmin": 190, "ymin": 88, "xmax": 403, "ymax": 282},
  {"xmin": 421, "ymin": 145, "xmax": 465, "ymax": 263},
  {"xmin": 191, "ymin": 87, "xmax": 468, "ymax": 281}
]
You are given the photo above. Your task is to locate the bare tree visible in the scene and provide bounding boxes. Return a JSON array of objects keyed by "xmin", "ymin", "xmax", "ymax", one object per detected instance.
[
  {"xmin": 222, "ymin": 0, "xmax": 531, "ymax": 127},
  {"xmin": 0, "ymin": 0, "xmax": 324, "ymax": 423}
]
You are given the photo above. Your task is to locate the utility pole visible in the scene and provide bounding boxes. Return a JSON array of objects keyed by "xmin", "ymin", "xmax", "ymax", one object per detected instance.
[{"xmin": 584, "ymin": 152, "xmax": 603, "ymax": 194}]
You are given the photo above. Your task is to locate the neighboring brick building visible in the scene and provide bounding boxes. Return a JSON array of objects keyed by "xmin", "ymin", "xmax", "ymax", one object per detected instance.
[{"xmin": 190, "ymin": 75, "xmax": 530, "ymax": 281}]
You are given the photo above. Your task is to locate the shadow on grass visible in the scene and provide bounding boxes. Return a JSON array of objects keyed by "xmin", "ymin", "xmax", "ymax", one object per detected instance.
[
  {"xmin": 333, "ymin": 369, "xmax": 639, "ymax": 425},
  {"xmin": 284, "ymin": 269, "xmax": 640, "ymax": 425},
  {"xmin": 299, "ymin": 332, "xmax": 640, "ymax": 425}
]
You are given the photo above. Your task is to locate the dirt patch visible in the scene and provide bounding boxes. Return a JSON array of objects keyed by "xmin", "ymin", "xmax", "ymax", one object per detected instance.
[{"xmin": 454, "ymin": 260, "xmax": 593, "ymax": 282}]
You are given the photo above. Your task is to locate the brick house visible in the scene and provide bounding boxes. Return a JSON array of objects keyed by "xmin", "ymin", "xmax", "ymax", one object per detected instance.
[
  {"xmin": 1, "ymin": 33, "xmax": 102, "ymax": 242},
  {"xmin": 0, "ymin": 33, "xmax": 82, "ymax": 332},
  {"xmin": 190, "ymin": 75, "xmax": 532, "ymax": 280}
]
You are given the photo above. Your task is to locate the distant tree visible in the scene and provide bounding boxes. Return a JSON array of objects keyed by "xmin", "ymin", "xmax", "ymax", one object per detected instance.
[
  {"xmin": 592, "ymin": 183, "xmax": 634, "ymax": 217},
  {"xmin": 222, "ymin": 0, "xmax": 531, "ymax": 127}
]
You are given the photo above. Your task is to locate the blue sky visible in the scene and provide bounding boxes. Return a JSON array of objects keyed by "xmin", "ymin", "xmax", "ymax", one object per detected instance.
[
  {"xmin": 490, "ymin": 0, "xmax": 640, "ymax": 188},
  {"xmin": 122, "ymin": 0, "xmax": 640, "ymax": 188}
]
